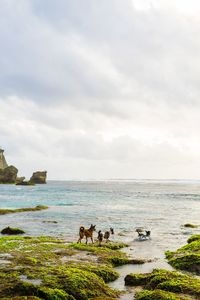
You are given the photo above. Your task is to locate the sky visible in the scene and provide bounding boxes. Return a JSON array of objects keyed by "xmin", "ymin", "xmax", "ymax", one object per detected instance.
[{"xmin": 1, "ymin": 0, "xmax": 200, "ymax": 180}]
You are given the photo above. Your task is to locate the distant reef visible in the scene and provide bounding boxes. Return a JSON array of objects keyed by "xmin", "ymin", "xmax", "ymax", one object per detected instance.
[
  {"xmin": 0, "ymin": 205, "xmax": 48, "ymax": 215},
  {"xmin": 0, "ymin": 148, "xmax": 47, "ymax": 184}
]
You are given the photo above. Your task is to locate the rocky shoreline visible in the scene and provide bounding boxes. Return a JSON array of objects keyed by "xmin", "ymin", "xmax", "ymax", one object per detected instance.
[{"xmin": 0, "ymin": 230, "xmax": 199, "ymax": 299}]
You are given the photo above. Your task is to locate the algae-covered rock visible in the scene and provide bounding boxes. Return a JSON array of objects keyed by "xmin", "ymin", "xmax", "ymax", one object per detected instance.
[
  {"xmin": 187, "ymin": 234, "xmax": 200, "ymax": 243},
  {"xmin": 69, "ymin": 242, "xmax": 134, "ymax": 267},
  {"xmin": 125, "ymin": 269, "xmax": 200, "ymax": 298},
  {"xmin": 183, "ymin": 223, "xmax": 198, "ymax": 228},
  {"xmin": 1, "ymin": 227, "xmax": 25, "ymax": 235},
  {"xmin": 0, "ymin": 236, "xmax": 120, "ymax": 299},
  {"xmin": 135, "ymin": 289, "xmax": 186, "ymax": 300},
  {"xmin": 0, "ymin": 205, "xmax": 48, "ymax": 215},
  {"xmin": 125, "ymin": 273, "xmax": 148, "ymax": 286},
  {"xmin": 30, "ymin": 171, "xmax": 47, "ymax": 184},
  {"xmin": 166, "ymin": 234, "xmax": 200, "ymax": 274}
]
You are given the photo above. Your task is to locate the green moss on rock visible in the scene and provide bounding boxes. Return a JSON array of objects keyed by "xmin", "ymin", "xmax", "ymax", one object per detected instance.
[
  {"xmin": 74, "ymin": 263, "xmax": 119, "ymax": 282},
  {"xmin": 135, "ymin": 289, "xmax": 186, "ymax": 300},
  {"xmin": 0, "ymin": 236, "xmax": 120, "ymax": 300},
  {"xmin": 166, "ymin": 234, "xmax": 200, "ymax": 274},
  {"xmin": 187, "ymin": 234, "xmax": 200, "ymax": 243},
  {"xmin": 183, "ymin": 223, "xmax": 198, "ymax": 228},
  {"xmin": 125, "ymin": 273, "xmax": 148, "ymax": 286},
  {"xmin": 125, "ymin": 269, "xmax": 200, "ymax": 298},
  {"xmin": 0, "ymin": 205, "xmax": 48, "ymax": 215},
  {"xmin": 68, "ymin": 242, "xmax": 136, "ymax": 267}
]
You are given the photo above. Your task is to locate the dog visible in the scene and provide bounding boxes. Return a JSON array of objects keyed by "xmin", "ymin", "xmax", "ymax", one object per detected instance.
[
  {"xmin": 137, "ymin": 229, "xmax": 151, "ymax": 240},
  {"xmin": 77, "ymin": 224, "xmax": 96, "ymax": 244},
  {"xmin": 110, "ymin": 227, "xmax": 114, "ymax": 235},
  {"xmin": 97, "ymin": 230, "xmax": 103, "ymax": 246},
  {"xmin": 104, "ymin": 227, "xmax": 114, "ymax": 242}
]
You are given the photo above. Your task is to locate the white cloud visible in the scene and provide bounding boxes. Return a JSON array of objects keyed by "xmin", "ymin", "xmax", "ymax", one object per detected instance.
[{"xmin": 1, "ymin": 0, "xmax": 200, "ymax": 179}]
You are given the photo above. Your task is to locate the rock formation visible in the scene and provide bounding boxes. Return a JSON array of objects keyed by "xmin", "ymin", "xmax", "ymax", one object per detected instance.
[
  {"xmin": 15, "ymin": 177, "xmax": 25, "ymax": 184},
  {"xmin": 16, "ymin": 180, "xmax": 35, "ymax": 186},
  {"xmin": 0, "ymin": 148, "xmax": 18, "ymax": 183},
  {"xmin": 0, "ymin": 166, "xmax": 18, "ymax": 183},
  {"xmin": 0, "ymin": 149, "xmax": 8, "ymax": 169},
  {"xmin": 0, "ymin": 148, "xmax": 47, "ymax": 184},
  {"xmin": 30, "ymin": 171, "xmax": 47, "ymax": 184}
]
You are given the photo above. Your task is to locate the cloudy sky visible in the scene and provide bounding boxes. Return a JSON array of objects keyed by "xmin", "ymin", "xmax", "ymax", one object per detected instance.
[{"xmin": 1, "ymin": 0, "xmax": 200, "ymax": 180}]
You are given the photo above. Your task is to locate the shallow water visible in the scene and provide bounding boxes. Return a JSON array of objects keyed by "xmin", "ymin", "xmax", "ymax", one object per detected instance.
[{"xmin": 0, "ymin": 180, "xmax": 200, "ymax": 295}]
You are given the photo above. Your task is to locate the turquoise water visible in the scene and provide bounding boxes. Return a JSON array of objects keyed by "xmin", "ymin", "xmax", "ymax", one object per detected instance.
[
  {"xmin": 0, "ymin": 180, "xmax": 200, "ymax": 251},
  {"xmin": 1, "ymin": 179, "xmax": 200, "ymax": 296}
]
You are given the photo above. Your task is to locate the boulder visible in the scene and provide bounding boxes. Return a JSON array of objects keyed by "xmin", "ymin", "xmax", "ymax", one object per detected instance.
[
  {"xmin": 0, "ymin": 166, "xmax": 18, "ymax": 183},
  {"xmin": 15, "ymin": 176, "xmax": 25, "ymax": 184},
  {"xmin": 30, "ymin": 171, "xmax": 47, "ymax": 184},
  {"xmin": 1, "ymin": 226, "xmax": 25, "ymax": 235}
]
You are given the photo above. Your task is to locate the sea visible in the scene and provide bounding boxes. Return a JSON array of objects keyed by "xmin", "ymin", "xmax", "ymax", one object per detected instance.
[{"xmin": 0, "ymin": 180, "xmax": 200, "ymax": 294}]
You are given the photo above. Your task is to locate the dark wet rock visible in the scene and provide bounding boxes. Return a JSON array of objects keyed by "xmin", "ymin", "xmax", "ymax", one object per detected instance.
[
  {"xmin": 129, "ymin": 258, "xmax": 147, "ymax": 264},
  {"xmin": 1, "ymin": 227, "xmax": 25, "ymax": 235},
  {"xmin": 0, "ymin": 165, "xmax": 18, "ymax": 183},
  {"xmin": 16, "ymin": 180, "xmax": 35, "ymax": 186},
  {"xmin": 183, "ymin": 223, "xmax": 198, "ymax": 228},
  {"xmin": 30, "ymin": 171, "xmax": 47, "ymax": 184},
  {"xmin": 125, "ymin": 273, "xmax": 148, "ymax": 286},
  {"xmin": 42, "ymin": 220, "xmax": 58, "ymax": 224}
]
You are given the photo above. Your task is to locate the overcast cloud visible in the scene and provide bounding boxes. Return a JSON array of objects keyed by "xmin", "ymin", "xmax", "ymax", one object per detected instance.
[{"xmin": 1, "ymin": 0, "xmax": 200, "ymax": 179}]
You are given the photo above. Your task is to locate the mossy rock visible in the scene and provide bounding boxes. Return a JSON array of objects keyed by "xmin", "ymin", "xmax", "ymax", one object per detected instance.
[
  {"xmin": 1, "ymin": 227, "xmax": 25, "ymax": 235},
  {"xmin": 135, "ymin": 289, "xmax": 186, "ymax": 300},
  {"xmin": 74, "ymin": 263, "xmax": 119, "ymax": 282},
  {"xmin": 125, "ymin": 269, "xmax": 200, "ymax": 297},
  {"xmin": 1, "ymin": 281, "xmax": 75, "ymax": 299},
  {"xmin": 187, "ymin": 234, "xmax": 200, "ymax": 243},
  {"xmin": 166, "ymin": 234, "xmax": 200, "ymax": 274},
  {"xmin": 54, "ymin": 267, "xmax": 118, "ymax": 299},
  {"xmin": 183, "ymin": 223, "xmax": 198, "ymax": 228},
  {"xmin": 0, "ymin": 205, "xmax": 48, "ymax": 215},
  {"xmin": 0, "ymin": 236, "xmax": 119, "ymax": 299},
  {"xmin": 125, "ymin": 273, "xmax": 148, "ymax": 286},
  {"xmin": 2, "ymin": 297, "xmax": 42, "ymax": 300},
  {"xmin": 69, "ymin": 242, "xmax": 133, "ymax": 266}
]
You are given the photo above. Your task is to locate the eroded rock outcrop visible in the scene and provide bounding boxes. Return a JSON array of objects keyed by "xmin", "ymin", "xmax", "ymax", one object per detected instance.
[
  {"xmin": 30, "ymin": 171, "xmax": 47, "ymax": 184},
  {"xmin": 0, "ymin": 149, "xmax": 8, "ymax": 169},
  {"xmin": 0, "ymin": 148, "xmax": 47, "ymax": 184},
  {"xmin": 16, "ymin": 180, "xmax": 35, "ymax": 186},
  {"xmin": 0, "ymin": 166, "xmax": 18, "ymax": 183},
  {"xmin": 0, "ymin": 148, "xmax": 18, "ymax": 183},
  {"xmin": 15, "ymin": 176, "xmax": 25, "ymax": 184}
]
